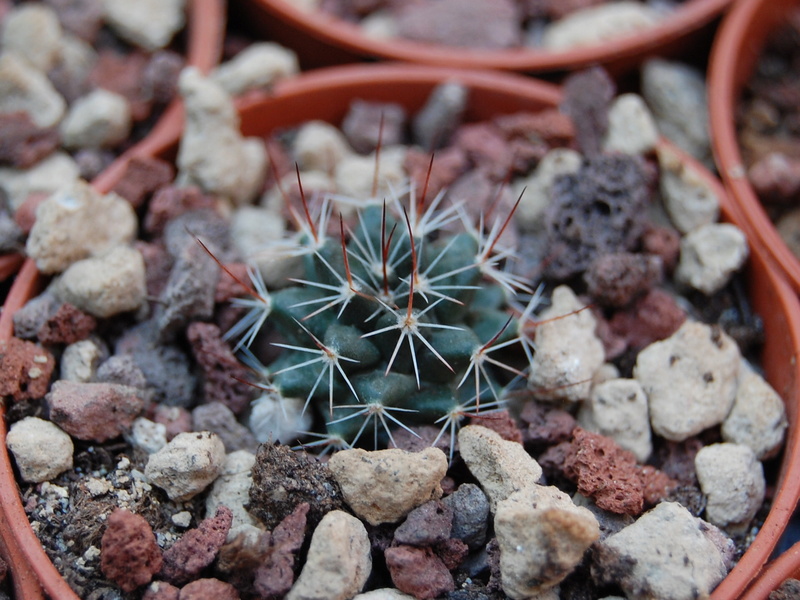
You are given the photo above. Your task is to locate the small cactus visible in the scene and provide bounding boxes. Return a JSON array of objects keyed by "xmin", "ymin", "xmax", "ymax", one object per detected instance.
[{"xmin": 221, "ymin": 166, "xmax": 545, "ymax": 452}]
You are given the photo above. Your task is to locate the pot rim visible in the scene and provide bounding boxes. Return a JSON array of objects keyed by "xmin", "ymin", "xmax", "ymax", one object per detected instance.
[
  {"xmin": 240, "ymin": 0, "xmax": 733, "ymax": 73},
  {"xmin": 0, "ymin": 1, "xmax": 226, "ymax": 598},
  {"xmin": 740, "ymin": 539, "xmax": 800, "ymax": 599},
  {"xmin": 708, "ymin": 0, "xmax": 800, "ymax": 295},
  {"xmin": 2, "ymin": 63, "xmax": 799, "ymax": 600}
]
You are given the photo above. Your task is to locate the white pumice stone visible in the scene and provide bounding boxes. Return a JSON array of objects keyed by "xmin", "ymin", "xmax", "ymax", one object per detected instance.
[
  {"xmin": 0, "ymin": 152, "xmax": 79, "ymax": 212},
  {"xmin": 722, "ymin": 366, "xmax": 787, "ymax": 460},
  {"xmin": 293, "ymin": 120, "xmax": 354, "ymax": 174},
  {"xmin": 211, "ymin": 42, "xmax": 299, "ymax": 96},
  {"xmin": 594, "ymin": 502, "xmax": 731, "ymax": 599},
  {"xmin": 458, "ymin": 425, "xmax": 543, "ymax": 510},
  {"xmin": 695, "ymin": 442, "xmax": 766, "ymax": 532},
  {"xmin": 658, "ymin": 144, "xmax": 720, "ymax": 234},
  {"xmin": 634, "ymin": 320, "xmax": 741, "ymax": 442},
  {"xmin": 1, "ymin": 3, "xmax": 62, "ymax": 72},
  {"xmin": 144, "ymin": 431, "xmax": 226, "ymax": 501},
  {"xmin": 103, "ymin": 0, "xmax": 186, "ymax": 51},
  {"xmin": 542, "ymin": 2, "xmax": 660, "ymax": 50},
  {"xmin": 7, "ymin": 417, "xmax": 73, "ymax": 483},
  {"xmin": 528, "ymin": 285, "xmax": 605, "ymax": 403},
  {"xmin": 0, "ymin": 53, "xmax": 65, "ymax": 128},
  {"xmin": 675, "ymin": 223, "xmax": 749, "ymax": 295},
  {"xmin": 205, "ymin": 450, "xmax": 259, "ymax": 536},
  {"xmin": 328, "ymin": 447, "xmax": 447, "ymax": 526},
  {"xmin": 60, "ymin": 89, "xmax": 132, "ymax": 149},
  {"xmin": 495, "ymin": 485, "xmax": 599, "ymax": 599},
  {"xmin": 26, "ymin": 179, "xmax": 136, "ymax": 274},
  {"xmin": 56, "ymin": 245, "xmax": 147, "ymax": 318},
  {"xmin": 177, "ymin": 67, "xmax": 266, "ymax": 205},
  {"xmin": 602, "ymin": 93, "xmax": 660, "ymax": 156},
  {"xmin": 286, "ymin": 510, "xmax": 372, "ymax": 600}
]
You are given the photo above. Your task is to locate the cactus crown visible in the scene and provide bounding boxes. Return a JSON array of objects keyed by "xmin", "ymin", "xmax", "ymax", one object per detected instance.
[{"xmin": 229, "ymin": 165, "xmax": 541, "ymax": 452}]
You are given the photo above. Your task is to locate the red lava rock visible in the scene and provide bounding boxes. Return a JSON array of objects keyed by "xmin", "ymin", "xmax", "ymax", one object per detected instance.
[
  {"xmin": 560, "ymin": 67, "xmax": 616, "ymax": 157},
  {"xmin": 0, "ymin": 338, "xmax": 55, "ymax": 403},
  {"xmin": 545, "ymin": 153, "xmax": 651, "ymax": 280},
  {"xmin": 563, "ymin": 428, "xmax": 644, "ymax": 516},
  {"xmin": 342, "ymin": 99, "xmax": 407, "ymax": 154},
  {"xmin": 639, "ymin": 465, "xmax": 678, "ymax": 507},
  {"xmin": 395, "ymin": 0, "xmax": 521, "ymax": 49},
  {"xmin": 215, "ymin": 262, "xmax": 250, "ymax": 304},
  {"xmin": 641, "ymin": 224, "xmax": 681, "ymax": 273},
  {"xmin": 180, "ymin": 578, "xmax": 240, "ymax": 600},
  {"xmin": 253, "ymin": 502, "xmax": 310, "ymax": 598},
  {"xmin": 494, "ymin": 109, "xmax": 576, "ymax": 149},
  {"xmin": 37, "ymin": 302, "xmax": 97, "ymax": 345},
  {"xmin": 452, "ymin": 122, "xmax": 517, "ymax": 180},
  {"xmin": 748, "ymin": 152, "xmax": 800, "ymax": 203},
  {"xmin": 89, "ymin": 49, "xmax": 152, "ymax": 121},
  {"xmin": 584, "ymin": 252, "xmax": 663, "ymax": 308},
  {"xmin": 0, "ymin": 112, "xmax": 59, "ymax": 168},
  {"xmin": 111, "ymin": 156, "xmax": 175, "ymax": 209},
  {"xmin": 142, "ymin": 581, "xmax": 180, "ymax": 600},
  {"xmin": 468, "ymin": 409, "xmax": 524, "ymax": 444},
  {"xmin": 100, "ymin": 509, "xmax": 163, "ymax": 593},
  {"xmin": 394, "ymin": 500, "xmax": 453, "ymax": 546},
  {"xmin": 519, "ymin": 400, "xmax": 576, "ymax": 448},
  {"xmin": 186, "ymin": 322, "xmax": 253, "ymax": 415},
  {"xmin": 144, "ymin": 186, "xmax": 218, "ymax": 236},
  {"xmin": 385, "ymin": 545, "xmax": 455, "ymax": 600},
  {"xmin": 46, "ymin": 380, "xmax": 145, "ymax": 442},
  {"xmin": 153, "ymin": 405, "xmax": 193, "ymax": 440},
  {"xmin": 608, "ymin": 288, "xmax": 687, "ymax": 351},
  {"xmin": 161, "ymin": 506, "xmax": 233, "ymax": 586},
  {"xmin": 434, "ymin": 538, "xmax": 469, "ymax": 570},
  {"xmin": 405, "ymin": 146, "xmax": 468, "ymax": 202}
]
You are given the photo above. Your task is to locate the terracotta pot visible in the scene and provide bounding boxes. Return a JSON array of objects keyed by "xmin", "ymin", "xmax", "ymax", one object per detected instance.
[
  {"xmin": 234, "ymin": 0, "xmax": 732, "ymax": 75},
  {"xmin": 0, "ymin": 1, "xmax": 226, "ymax": 598},
  {"xmin": 708, "ymin": 0, "xmax": 800, "ymax": 295},
  {"xmin": 1, "ymin": 63, "xmax": 799, "ymax": 599},
  {"xmin": 740, "ymin": 540, "xmax": 800, "ymax": 600}
]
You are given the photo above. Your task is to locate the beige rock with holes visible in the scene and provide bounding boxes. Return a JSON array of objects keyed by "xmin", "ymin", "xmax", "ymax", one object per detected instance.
[
  {"xmin": 458, "ymin": 425, "xmax": 543, "ymax": 510},
  {"xmin": 722, "ymin": 367, "xmax": 787, "ymax": 460},
  {"xmin": 26, "ymin": 179, "xmax": 137, "ymax": 274},
  {"xmin": 1, "ymin": 3, "xmax": 62, "ymax": 71},
  {"xmin": 60, "ymin": 89, "xmax": 132, "ymax": 149},
  {"xmin": 177, "ymin": 67, "xmax": 266, "ymax": 205},
  {"xmin": 104, "ymin": 0, "xmax": 186, "ymax": 50},
  {"xmin": 542, "ymin": 2, "xmax": 660, "ymax": 50},
  {"xmin": 528, "ymin": 285, "xmax": 605, "ymax": 402},
  {"xmin": 287, "ymin": 510, "xmax": 372, "ymax": 600},
  {"xmin": 328, "ymin": 447, "xmax": 447, "ymax": 525},
  {"xmin": 635, "ymin": 320, "xmax": 740, "ymax": 442},
  {"xmin": 495, "ymin": 485, "xmax": 599, "ymax": 599},
  {"xmin": 675, "ymin": 223, "xmax": 749, "ymax": 295},
  {"xmin": 211, "ymin": 42, "xmax": 299, "ymax": 96}
]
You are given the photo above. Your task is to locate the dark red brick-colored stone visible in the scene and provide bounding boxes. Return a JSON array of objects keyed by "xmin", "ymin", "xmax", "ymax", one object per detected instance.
[
  {"xmin": 101, "ymin": 509, "xmax": 163, "ymax": 593},
  {"xmin": 111, "ymin": 156, "xmax": 175, "ymax": 209},
  {"xmin": 161, "ymin": 507, "xmax": 233, "ymax": 586},
  {"xmin": 0, "ymin": 338, "xmax": 55, "ymax": 403},
  {"xmin": 37, "ymin": 302, "xmax": 97, "ymax": 345},
  {"xmin": 385, "ymin": 545, "xmax": 455, "ymax": 600}
]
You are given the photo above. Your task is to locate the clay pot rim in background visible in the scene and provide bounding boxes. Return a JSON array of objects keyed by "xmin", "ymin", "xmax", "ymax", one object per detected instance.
[
  {"xmin": 1, "ymin": 62, "xmax": 799, "ymax": 599},
  {"xmin": 0, "ymin": 1, "xmax": 226, "ymax": 598},
  {"xmin": 708, "ymin": 0, "xmax": 800, "ymax": 295},
  {"xmin": 236, "ymin": 0, "xmax": 733, "ymax": 74}
]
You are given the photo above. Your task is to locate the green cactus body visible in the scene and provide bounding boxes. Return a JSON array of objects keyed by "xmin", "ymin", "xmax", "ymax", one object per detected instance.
[{"xmin": 232, "ymin": 190, "xmax": 535, "ymax": 450}]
